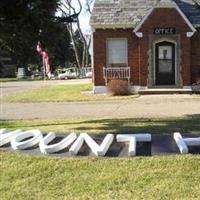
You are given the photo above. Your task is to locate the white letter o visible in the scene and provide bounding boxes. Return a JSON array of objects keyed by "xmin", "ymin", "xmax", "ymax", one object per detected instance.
[{"xmin": 11, "ymin": 129, "xmax": 43, "ymax": 150}]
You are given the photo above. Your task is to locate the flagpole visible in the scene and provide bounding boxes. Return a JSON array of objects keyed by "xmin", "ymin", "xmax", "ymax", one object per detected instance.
[{"xmin": 43, "ymin": 54, "xmax": 46, "ymax": 81}]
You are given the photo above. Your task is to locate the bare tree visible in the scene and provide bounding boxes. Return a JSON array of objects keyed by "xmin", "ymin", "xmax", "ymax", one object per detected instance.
[
  {"xmin": 58, "ymin": 0, "xmax": 81, "ymax": 68},
  {"xmin": 84, "ymin": 0, "xmax": 94, "ymax": 67},
  {"xmin": 85, "ymin": 0, "xmax": 94, "ymax": 14},
  {"xmin": 58, "ymin": 0, "xmax": 94, "ymax": 69}
]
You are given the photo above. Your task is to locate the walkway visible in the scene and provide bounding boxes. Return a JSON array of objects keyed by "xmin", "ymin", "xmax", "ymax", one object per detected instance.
[{"xmin": 1, "ymin": 95, "xmax": 200, "ymax": 120}]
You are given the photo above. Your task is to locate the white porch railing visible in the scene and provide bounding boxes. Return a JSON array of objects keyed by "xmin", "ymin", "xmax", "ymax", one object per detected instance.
[{"xmin": 103, "ymin": 67, "xmax": 130, "ymax": 85}]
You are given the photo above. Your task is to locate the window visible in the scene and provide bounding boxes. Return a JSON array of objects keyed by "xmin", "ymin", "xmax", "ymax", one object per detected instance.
[
  {"xmin": 158, "ymin": 45, "xmax": 173, "ymax": 73},
  {"xmin": 107, "ymin": 39, "xmax": 128, "ymax": 66}
]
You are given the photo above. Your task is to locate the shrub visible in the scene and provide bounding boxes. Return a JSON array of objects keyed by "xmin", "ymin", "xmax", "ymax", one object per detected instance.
[
  {"xmin": 196, "ymin": 77, "xmax": 200, "ymax": 85},
  {"xmin": 108, "ymin": 79, "xmax": 130, "ymax": 96}
]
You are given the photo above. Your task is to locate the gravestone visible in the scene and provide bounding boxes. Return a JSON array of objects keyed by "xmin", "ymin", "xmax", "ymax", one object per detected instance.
[{"xmin": 17, "ymin": 67, "xmax": 26, "ymax": 78}]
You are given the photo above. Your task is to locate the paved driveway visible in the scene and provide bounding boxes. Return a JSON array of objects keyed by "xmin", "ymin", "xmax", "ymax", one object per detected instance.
[{"xmin": 1, "ymin": 94, "xmax": 200, "ymax": 120}]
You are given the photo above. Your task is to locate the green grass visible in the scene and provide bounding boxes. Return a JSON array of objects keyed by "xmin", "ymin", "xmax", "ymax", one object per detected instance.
[
  {"xmin": 0, "ymin": 78, "xmax": 18, "ymax": 82},
  {"xmin": 2, "ymin": 83, "xmax": 138, "ymax": 102},
  {"xmin": 1, "ymin": 151, "xmax": 200, "ymax": 200},
  {"xmin": 0, "ymin": 77, "xmax": 44, "ymax": 82},
  {"xmin": 1, "ymin": 117, "xmax": 200, "ymax": 199},
  {"xmin": 1, "ymin": 116, "xmax": 200, "ymax": 134}
]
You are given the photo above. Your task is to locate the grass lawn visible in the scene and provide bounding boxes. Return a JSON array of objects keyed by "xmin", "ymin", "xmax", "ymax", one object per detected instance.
[
  {"xmin": 1, "ymin": 116, "xmax": 200, "ymax": 135},
  {"xmin": 0, "ymin": 78, "xmax": 19, "ymax": 82},
  {"xmin": 1, "ymin": 152, "xmax": 200, "ymax": 200},
  {"xmin": 1, "ymin": 117, "xmax": 200, "ymax": 199},
  {"xmin": 1, "ymin": 83, "xmax": 138, "ymax": 102},
  {"xmin": 0, "ymin": 77, "xmax": 44, "ymax": 82}
]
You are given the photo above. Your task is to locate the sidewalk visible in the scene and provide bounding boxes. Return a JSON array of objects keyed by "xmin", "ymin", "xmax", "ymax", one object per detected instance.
[{"xmin": 1, "ymin": 95, "xmax": 200, "ymax": 120}]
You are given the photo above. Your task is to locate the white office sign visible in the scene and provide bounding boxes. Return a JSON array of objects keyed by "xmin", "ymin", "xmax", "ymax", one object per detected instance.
[{"xmin": 154, "ymin": 27, "xmax": 176, "ymax": 35}]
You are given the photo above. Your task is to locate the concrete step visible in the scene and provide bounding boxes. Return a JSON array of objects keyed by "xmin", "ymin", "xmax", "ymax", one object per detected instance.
[{"xmin": 138, "ymin": 88, "xmax": 193, "ymax": 95}]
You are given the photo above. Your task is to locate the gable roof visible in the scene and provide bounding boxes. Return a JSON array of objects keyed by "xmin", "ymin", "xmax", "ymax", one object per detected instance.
[
  {"xmin": 133, "ymin": 0, "xmax": 196, "ymax": 37},
  {"xmin": 90, "ymin": 0, "xmax": 200, "ymax": 28}
]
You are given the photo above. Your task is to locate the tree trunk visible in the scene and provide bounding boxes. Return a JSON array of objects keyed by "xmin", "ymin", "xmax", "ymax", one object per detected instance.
[
  {"xmin": 67, "ymin": 24, "xmax": 81, "ymax": 69},
  {"xmin": 77, "ymin": 20, "xmax": 89, "ymax": 68},
  {"xmin": 86, "ymin": 36, "xmax": 91, "ymax": 67}
]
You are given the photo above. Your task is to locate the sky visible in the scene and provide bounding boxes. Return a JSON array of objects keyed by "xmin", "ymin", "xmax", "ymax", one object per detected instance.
[
  {"xmin": 76, "ymin": 0, "xmax": 93, "ymax": 34},
  {"xmin": 58, "ymin": 0, "xmax": 94, "ymax": 34}
]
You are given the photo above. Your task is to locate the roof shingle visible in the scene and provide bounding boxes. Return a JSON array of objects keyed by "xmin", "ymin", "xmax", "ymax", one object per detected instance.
[{"xmin": 90, "ymin": 0, "xmax": 200, "ymax": 28}]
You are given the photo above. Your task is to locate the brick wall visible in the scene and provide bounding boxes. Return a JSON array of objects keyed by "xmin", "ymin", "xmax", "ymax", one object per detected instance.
[
  {"xmin": 138, "ymin": 8, "xmax": 192, "ymax": 86},
  {"xmin": 191, "ymin": 28, "xmax": 200, "ymax": 84},
  {"xmin": 93, "ymin": 29, "xmax": 139, "ymax": 86},
  {"xmin": 93, "ymin": 7, "xmax": 195, "ymax": 87}
]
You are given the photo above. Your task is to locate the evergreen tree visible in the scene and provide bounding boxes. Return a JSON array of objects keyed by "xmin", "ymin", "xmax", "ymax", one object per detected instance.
[{"xmin": 0, "ymin": 0, "xmax": 62, "ymax": 68}]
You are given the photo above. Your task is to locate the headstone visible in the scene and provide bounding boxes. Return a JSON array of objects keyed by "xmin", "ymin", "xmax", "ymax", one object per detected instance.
[{"xmin": 17, "ymin": 67, "xmax": 26, "ymax": 78}]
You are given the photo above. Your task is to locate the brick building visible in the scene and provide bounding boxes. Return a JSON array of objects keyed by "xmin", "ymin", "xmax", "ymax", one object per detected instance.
[{"xmin": 90, "ymin": 0, "xmax": 200, "ymax": 93}]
